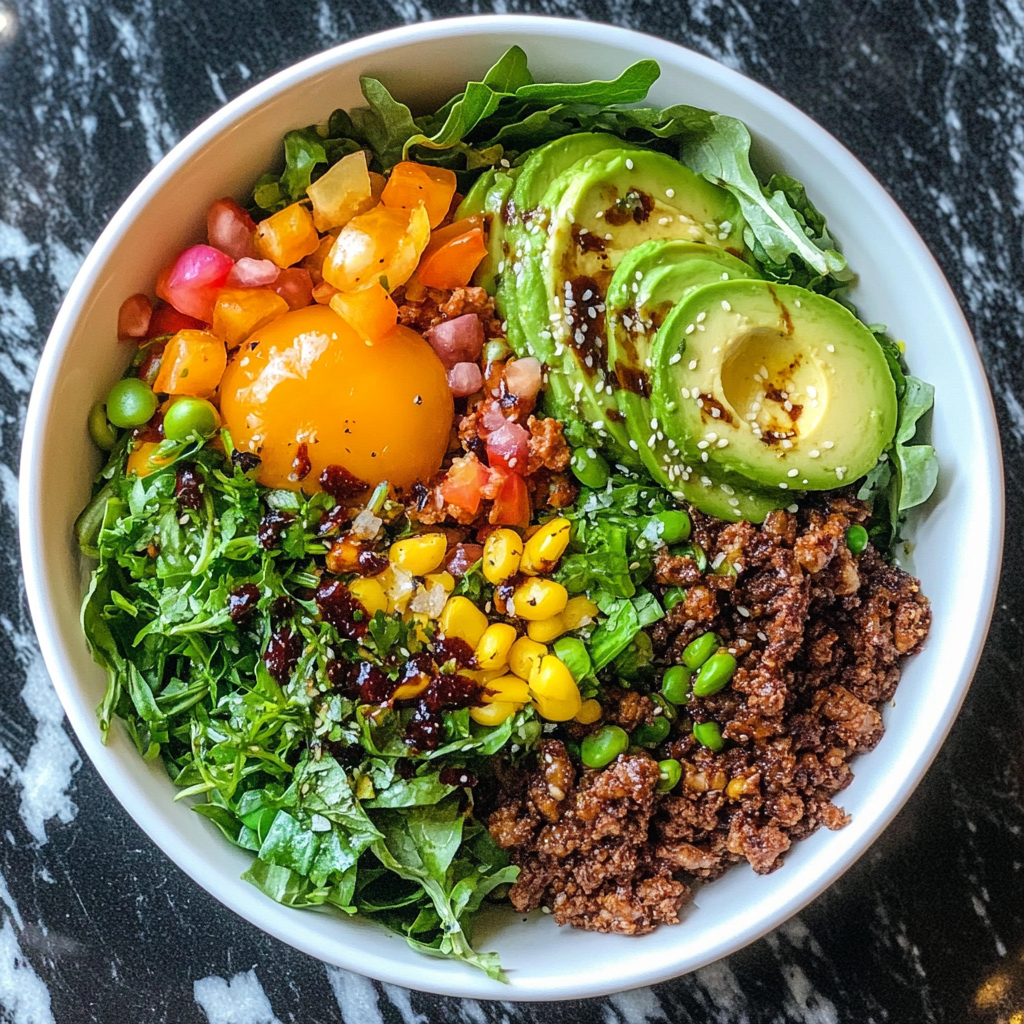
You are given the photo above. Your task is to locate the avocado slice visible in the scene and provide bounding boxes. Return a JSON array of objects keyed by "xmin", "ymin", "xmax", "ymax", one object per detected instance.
[
  {"xmin": 651, "ymin": 280, "xmax": 898, "ymax": 491},
  {"xmin": 458, "ymin": 167, "xmax": 519, "ymax": 296},
  {"xmin": 499, "ymin": 137, "xmax": 746, "ymax": 460},
  {"xmin": 604, "ymin": 240, "xmax": 789, "ymax": 520}
]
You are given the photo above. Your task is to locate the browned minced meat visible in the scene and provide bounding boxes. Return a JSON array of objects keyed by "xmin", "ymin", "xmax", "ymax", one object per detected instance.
[
  {"xmin": 488, "ymin": 740, "xmax": 689, "ymax": 934},
  {"xmin": 394, "ymin": 285, "xmax": 504, "ymax": 338},
  {"xmin": 485, "ymin": 494, "xmax": 931, "ymax": 932}
]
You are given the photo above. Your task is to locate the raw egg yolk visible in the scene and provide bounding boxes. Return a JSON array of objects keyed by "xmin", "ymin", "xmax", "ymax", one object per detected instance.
[{"xmin": 219, "ymin": 305, "xmax": 452, "ymax": 493}]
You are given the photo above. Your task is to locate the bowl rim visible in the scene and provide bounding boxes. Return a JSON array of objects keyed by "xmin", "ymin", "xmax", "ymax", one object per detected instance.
[{"xmin": 19, "ymin": 12, "xmax": 1004, "ymax": 1001}]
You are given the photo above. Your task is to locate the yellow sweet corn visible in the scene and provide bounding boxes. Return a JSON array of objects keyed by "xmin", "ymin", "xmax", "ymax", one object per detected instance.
[
  {"xmin": 521, "ymin": 517, "xmax": 572, "ymax": 575},
  {"xmin": 482, "ymin": 528, "xmax": 523, "ymax": 584},
  {"xmin": 480, "ymin": 674, "xmax": 531, "ymax": 704},
  {"xmin": 575, "ymin": 698, "xmax": 603, "ymax": 725},
  {"xmin": 475, "ymin": 622, "xmax": 518, "ymax": 672},
  {"xmin": 562, "ymin": 594, "xmax": 600, "ymax": 631},
  {"xmin": 348, "ymin": 577, "xmax": 387, "ymax": 617},
  {"xmin": 526, "ymin": 614, "xmax": 567, "ymax": 644},
  {"xmin": 529, "ymin": 655, "xmax": 579, "ymax": 703},
  {"xmin": 389, "ymin": 533, "xmax": 447, "ymax": 576},
  {"xmin": 393, "ymin": 662, "xmax": 432, "ymax": 700},
  {"xmin": 532, "ymin": 690, "xmax": 582, "ymax": 722},
  {"xmin": 509, "ymin": 578, "xmax": 568, "ymax": 621},
  {"xmin": 438, "ymin": 595, "xmax": 489, "ymax": 647},
  {"xmin": 470, "ymin": 701, "xmax": 518, "ymax": 726},
  {"xmin": 424, "ymin": 571, "xmax": 455, "ymax": 594},
  {"xmin": 509, "ymin": 637, "xmax": 547, "ymax": 680},
  {"xmin": 461, "ymin": 667, "xmax": 506, "ymax": 686}
]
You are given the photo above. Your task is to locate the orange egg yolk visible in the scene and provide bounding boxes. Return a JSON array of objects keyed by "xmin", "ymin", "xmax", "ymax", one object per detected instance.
[{"xmin": 219, "ymin": 305, "xmax": 452, "ymax": 493}]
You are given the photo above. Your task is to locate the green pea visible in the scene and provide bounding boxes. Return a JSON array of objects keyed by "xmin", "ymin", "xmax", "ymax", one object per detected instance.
[
  {"xmin": 692, "ymin": 651, "xmax": 737, "ymax": 697},
  {"xmin": 656, "ymin": 759, "xmax": 682, "ymax": 793},
  {"xmin": 663, "ymin": 586, "xmax": 687, "ymax": 611},
  {"xmin": 656, "ymin": 509, "xmax": 692, "ymax": 545},
  {"xmin": 632, "ymin": 716, "xmax": 671, "ymax": 748},
  {"xmin": 483, "ymin": 338, "xmax": 512, "ymax": 363},
  {"xmin": 661, "ymin": 665, "xmax": 692, "ymax": 705},
  {"xmin": 693, "ymin": 721, "xmax": 724, "ymax": 752},
  {"xmin": 570, "ymin": 447, "xmax": 610, "ymax": 489},
  {"xmin": 105, "ymin": 377, "xmax": 158, "ymax": 428},
  {"xmin": 88, "ymin": 403, "xmax": 117, "ymax": 451},
  {"xmin": 163, "ymin": 397, "xmax": 219, "ymax": 441},
  {"xmin": 580, "ymin": 725, "xmax": 629, "ymax": 768},
  {"xmin": 553, "ymin": 637, "xmax": 591, "ymax": 682},
  {"xmin": 846, "ymin": 524, "xmax": 869, "ymax": 555},
  {"xmin": 682, "ymin": 631, "xmax": 720, "ymax": 670}
]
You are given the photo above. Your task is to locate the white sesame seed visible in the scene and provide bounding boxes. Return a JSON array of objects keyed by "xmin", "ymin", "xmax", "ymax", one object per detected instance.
[
  {"xmin": 669, "ymin": 353, "xmax": 682, "ymax": 365},
  {"xmin": 626, "ymin": 158, "xmax": 634, "ymax": 169},
  {"xmin": 696, "ymin": 311, "xmax": 707, "ymax": 323},
  {"xmin": 689, "ymin": 359, "xmax": 698, "ymax": 370},
  {"xmin": 779, "ymin": 482, "xmax": 788, "ymax": 489},
  {"xmin": 787, "ymin": 468, "xmax": 798, "ymax": 477},
  {"xmin": 827, "ymin": 344, "xmax": 835, "ymax": 353},
  {"xmin": 666, "ymin": 188, "xmax": 675, "ymax": 198},
  {"xmin": 680, "ymin": 387, "xmax": 691, "ymax": 399},
  {"xmin": 685, "ymin": 323, "xmax": 695, "ymax": 335},
  {"xmin": 721, "ymin": 300, "xmax": 731, "ymax": 311},
  {"xmin": 717, "ymin": 438, "xmax": 729, "ymax": 448},
  {"xmin": 809, "ymin": 449, "xmax": 820, "ymax": 458},
  {"xmin": 822, "ymin": 441, "xmax": 835, "ymax": 449}
]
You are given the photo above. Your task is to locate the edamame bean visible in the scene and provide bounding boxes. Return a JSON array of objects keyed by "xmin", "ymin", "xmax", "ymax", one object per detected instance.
[
  {"xmin": 632, "ymin": 716, "xmax": 671, "ymax": 748},
  {"xmin": 163, "ymin": 397, "xmax": 219, "ymax": 441},
  {"xmin": 693, "ymin": 721, "xmax": 724, "ymax": 752},
  {"xmin": 682, "ymin": 631, "xmax": 720, "ymax": 670},
  {"xmin": 661, "ymin": 665, "xmax": 692, "ymax": 705},
  {"xmin": 846, "ymin": 524, "xmax": 869, "ymax": 555},
  {"xmin": 656, "ymin": 759, "xmax": 682, "ymax": 793},
  {"xmin": 580, "ymin": 725, "xmax": 629, "ymax": 768},
  {"xmin": 105, "ymin": 377, "xmax": 158, "ymax": 428},
  {"xmin": 88, "ymin": 403, "xmax": 117, "ymax": 451},
  {"xmin": 692, "ymin": 651, "xmax": 737, "ymax": 697},
  {"xmin": 656, "ymin": 509, "xmax": 692, "ymax": 545},
  {"xmin": 570, "ymin": 447, "xmax": 610, "ymax": 489},
  {"xmin": 663, "ymin": 587, "xmax": 687, "ymax": 611},
  {"xmin": 553, "ymin": 637, "xmax": 591, "ymax": 681}
]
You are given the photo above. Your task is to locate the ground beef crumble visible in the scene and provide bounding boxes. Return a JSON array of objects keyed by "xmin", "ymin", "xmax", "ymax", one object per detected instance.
[{"xmin": 482, "ymin": 495, "xmax": 931, "ymax": 933}]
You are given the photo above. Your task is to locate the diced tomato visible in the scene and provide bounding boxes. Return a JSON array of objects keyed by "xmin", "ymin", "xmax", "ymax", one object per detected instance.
[
  {"xmin": 272, "ymin": 267, "xmax": 314, "ymax": 310},
  {"xmin": 489, "ymin": 471, "xmax": 531, "ymax": 527},
  {"xmin": 145, "ymin": 302, "xmax": 207, "ymax": 340},
  {"xmin": 439, "ymin": 455, "xmax": 490, "ymax": 515},
  {"xmin": 206, "ymin": 197, "xmax": 257, "ymax": 260}
]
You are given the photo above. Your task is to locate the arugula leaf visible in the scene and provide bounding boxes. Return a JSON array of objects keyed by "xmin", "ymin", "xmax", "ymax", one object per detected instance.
[{"xmin": 893, "ymin": 376, "xmax": 938, "ymax": 511}]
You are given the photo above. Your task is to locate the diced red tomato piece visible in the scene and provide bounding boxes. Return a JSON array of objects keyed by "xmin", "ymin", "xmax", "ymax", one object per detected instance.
[
  {"xmin": 490, "ymin": 471, "xmax": 531, "ymax": 527},
  {"xmin": 117, "ymin": 294, "xmax": 152, "ymax": 340},
  {"xmin": 156, "ymin": 244, "xmax": 234, "ymax": 321},
  {"xmin": 145, "ymin": 302, "xmax": 207, "ymax": 340},
  {"xmin": 206, "ymin": 197, "xmax": 257, "ymax": 260},
  {"xmin": 439, "ymin": 455, "xmax": 490, "ymax": 515}
]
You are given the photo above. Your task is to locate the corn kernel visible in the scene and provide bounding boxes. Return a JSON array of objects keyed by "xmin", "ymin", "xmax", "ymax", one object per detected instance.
[
  {"xmin": 509, "ymin": 578, "xmax": 568, "ymax": 621},
  {"xmin": 527, "ymin": 614, "xmax": 567, "ymax": 643},
  {"xmin": 348, "ymin": 577, "xmax": 387, "ymax": 617},
  {"xmin": 482, "ymin": 528, "xmax": 523, "ymax": 584},
  {"xmin": 562, "ymin": 595, "xmax": 600, "ymax": 631},
  {"xmin": 126, "ymin": 441, "xmax": 167, "ymax": 478},
  {"xmin": 521, "ymin": 517, "xmax": 572, "ymax": 575},
  {"xmin": 532, "ymin": 690, "xmax": 582, "ymax": 722},
  {"xmin": 480, "ymin": 674, "xmax": 531, "ymax": 704},
  {"xmin": 575, "ymin": 698, "xmax": 603, "ymax": 725},
  {"xmin": 393, "ymin": 663, "xmax": 432, "ymax": 700},
  {"xmin": 424, "ymin": 571, "xmax": 455, "ymax": 594},
  {"xmin": 438, "ymin": 596, "xmax": 489, "ymax": 647},
  {"xmin": 528, "ymin": 655, "xmax": 579, "ymax": 703},
  {"xmin": 475, "ymin": 622, "xmax": 517, "ymax": 672},
  {"xmin": 375, "ymin": 565, "xmax": 416, "ymax": 614},
  {"xmin": 390, "ymin": 533, "xmax": 447, "ymax": 576},
  {"xmin": 509, "ymin": 637, "xmax": 547, "ymax": 680},
  {"xmin": 726, "ymin": 777, "xmax": 747, "ymax": 800},
  {"xmin": 326, "ymin": 535, "xmax": 363, "ymax": 574},
  {"xmin": 462, "ymin": 667, "xmax": 506, "ymax": 686},
  {"xmin": 470, "ymin": 701, "xmax": 518, "ymax": 726}
]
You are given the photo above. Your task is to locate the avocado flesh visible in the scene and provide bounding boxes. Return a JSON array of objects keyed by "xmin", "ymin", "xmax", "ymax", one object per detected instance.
[
  {"xmin": 605, "ymin": 241, "xmax": 788, "ymax": 520},
  {"xmin": 651, "ymin": 280, "xmax": 898, "ymax": 491},
  {"xmin": 458, "ymin": 168, "xmax": 519, "ymax": 296},
  {"xmin": 500, "ymin": 139, "xmax": 746, "ymax": 461}
]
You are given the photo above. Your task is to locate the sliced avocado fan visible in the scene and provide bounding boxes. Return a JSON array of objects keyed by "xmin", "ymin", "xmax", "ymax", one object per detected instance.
[
  {"xmin": 457, "ymin": 167, "xmax": 519, "ymax": 296},
  {"xmin": 605, "ymin": 240, "xmax": 790, "ymax": 520},
  {"xmin": 650, "ymin": 280, "xmax": 898, "ymax": 493},
  {"xmin": 497, "ymin": 134, "xmax": 745, "ymax": 461}
]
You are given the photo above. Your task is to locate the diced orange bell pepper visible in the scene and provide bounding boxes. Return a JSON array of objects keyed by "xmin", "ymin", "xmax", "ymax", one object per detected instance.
[
  {"xmin": 489, "ymin": 471, "xmax": 531, "ymax": 528},
  {"xmin": 302, "ymin": 233, "xmax": 339, "ymax": 284},
  {"xmin": 211, "ymin": 288, "xmax": 289, "ymax": 349},
  {"xmin": 254, "ymin": 202, "xmax": 321, "ymax": 269},
  {"xmin": 152, "ymin": 330, "xmax": 227, "ymax": 398},
  {"xmin": 312, "ymin": 280, "xmax": 339, "ymax": 304},
  {"xmin": 322, "ymin": 203, "xmax": 431, "ymax": 292},
  {"xmin": 417, "ymin": 215, "xmax": 488, "ymax": 289},
  {"xmin": 381, "ymin": 162, "xmax": 457, "ymax": 229},
  {"xmin": 440, "ymin": 455, "xmax": 491, "ymax": 515},
  {"xmin": 329, "ymin": 283, "xmax": 398, "ymax": 344}
]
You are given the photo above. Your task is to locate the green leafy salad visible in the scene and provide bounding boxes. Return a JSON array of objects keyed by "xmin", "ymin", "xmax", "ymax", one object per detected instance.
[{"xmin": 77, "ymin": 46, "xmax": 938, "ymax": 979}]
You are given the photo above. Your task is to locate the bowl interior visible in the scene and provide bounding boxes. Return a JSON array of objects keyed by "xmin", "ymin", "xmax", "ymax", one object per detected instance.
[{"xmin": 21, "ymin": 16, "xmax": 1002, "ymax": 1001}]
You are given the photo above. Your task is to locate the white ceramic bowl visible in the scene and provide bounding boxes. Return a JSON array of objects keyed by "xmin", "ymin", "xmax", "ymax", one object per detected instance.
[{"xmin": 20, "ymin": 14, "xmax": 1003, "ymax": 1001}]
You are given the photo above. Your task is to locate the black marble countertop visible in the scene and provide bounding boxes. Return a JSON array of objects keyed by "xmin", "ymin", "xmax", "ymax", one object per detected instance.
[{"xmin": 1, "ymin": 1, "xmax": 1022, "ymax": 1021}]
